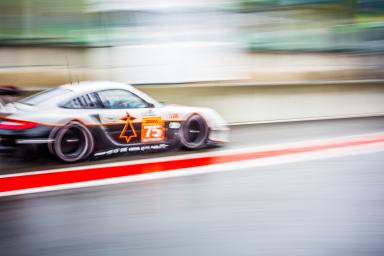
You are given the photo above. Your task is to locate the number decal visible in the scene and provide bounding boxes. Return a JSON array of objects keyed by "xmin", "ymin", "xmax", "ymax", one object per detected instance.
[
  {"xmin": 143, "ymin": 125, "xmax": 162, "ymax": 138},
  {"xmin": 141, "ymin": 117, "xmax": 165, "ymax": 143}
]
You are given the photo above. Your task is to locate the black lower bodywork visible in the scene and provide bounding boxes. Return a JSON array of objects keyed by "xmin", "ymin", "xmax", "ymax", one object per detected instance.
[
  {"xmin": 0, "ymin": 121, "xmax": 182, "ymax": 160},
  {"xmin": 0, "ymin": 126, "xmax": 53, "ymax": 155}
]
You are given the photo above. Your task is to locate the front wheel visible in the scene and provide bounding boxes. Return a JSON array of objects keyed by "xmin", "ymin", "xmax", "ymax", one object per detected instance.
[
  {"xmin": 50, "ymin": 122, "xmax": 94, "ymax": 162},
  {"xmin": 180, "ymin": 114, "xmax": 209, "ymax": 149}
]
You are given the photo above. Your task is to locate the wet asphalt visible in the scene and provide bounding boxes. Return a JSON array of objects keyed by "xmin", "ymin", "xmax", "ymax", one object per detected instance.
[{"xmin": 0, "ymin": 117, "xmax": 384, "ymax": 256}]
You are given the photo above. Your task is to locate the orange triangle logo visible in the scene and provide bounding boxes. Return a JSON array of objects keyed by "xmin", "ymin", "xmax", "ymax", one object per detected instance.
[{"xmin": 119, "ymin": 112, "xmax": 137, "ymax": 143}]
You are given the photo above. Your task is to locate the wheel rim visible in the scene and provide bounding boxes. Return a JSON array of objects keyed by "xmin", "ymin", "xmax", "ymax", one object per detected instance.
[
  {"xmin": 185, "ymin": 119, "xmax": 202, "ymax": 143},
  {"xmin": 54, "ymin": 124, "xmax": 92, "ymax": 162},
  {"xmin": 60, "ymin": 127, "xmax": 86, "ymax": 157},
  {"xmin": 181, "ymin": 116, "xmax": 208, "ymax": 149}
]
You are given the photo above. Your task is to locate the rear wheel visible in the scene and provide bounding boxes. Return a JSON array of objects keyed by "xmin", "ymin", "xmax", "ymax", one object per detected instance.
[
  {"xmin": 180, "ymin": 115, "xmax": 209, "ymax": 149},
  {"xmin": 50, "ymin": 122, "xmax": 94, "ymax": 162}
]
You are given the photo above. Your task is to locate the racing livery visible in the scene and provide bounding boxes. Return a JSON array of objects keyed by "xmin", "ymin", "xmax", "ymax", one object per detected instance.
[{"xmin": 0, "ymin": 81, "xmax": 228, "ymax": 162}]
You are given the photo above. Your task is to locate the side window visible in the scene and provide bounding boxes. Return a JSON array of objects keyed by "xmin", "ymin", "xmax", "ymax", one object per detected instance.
[
  {"xmin": 62, "ymin": 93, "xmax": 101, "ymax": 109},
  {"xmin": 97, "ymin": 90, "xmax": 149, "ymax": 109}
]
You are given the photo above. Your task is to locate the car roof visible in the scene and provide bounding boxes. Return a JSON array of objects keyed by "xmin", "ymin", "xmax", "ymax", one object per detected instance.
[
  {"xmin": 17, "ymin": 80, "xmax": 160, "ymax": 108},
  {"xmin": 60, "ymin": 81, "xmax": 134, "ymax": 94},
  {"xmin": 55, "ymin": 80, "xmax": 160, "ymax": 107}
]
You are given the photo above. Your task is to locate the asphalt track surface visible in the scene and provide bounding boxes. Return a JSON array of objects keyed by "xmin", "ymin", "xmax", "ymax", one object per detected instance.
[{"xmin": 1, "ymin": 117, "xmax": 384, "ymax": 256}]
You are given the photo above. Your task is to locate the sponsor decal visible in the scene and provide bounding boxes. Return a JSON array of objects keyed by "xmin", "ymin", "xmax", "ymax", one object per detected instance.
[
  {"xmin": 168, "ymin": 113, "xmax": 181, "ymax": 120},
  {"xmin": 119, "ymin": 112, "xmax": 137, "ymax": 143},
  {"xmin": 94, "ymin": 143, "xmax": 169, "ymax": 157},
  {"xmin": 142, "ymin": 109, "xmax": 156, "ymax": 117},
  {"xmin": 141, "ymin": 117, "xmax": 165, "ymax": 143}
]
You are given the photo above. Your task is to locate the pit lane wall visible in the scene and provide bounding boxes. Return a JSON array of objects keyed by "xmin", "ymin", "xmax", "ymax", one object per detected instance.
[{"xmin": 137, "ymin": 81, "xmax": 384, "ymax": 124}]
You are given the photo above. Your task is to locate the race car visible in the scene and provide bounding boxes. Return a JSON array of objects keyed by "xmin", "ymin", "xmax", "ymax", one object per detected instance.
[{"xmin": 0, "ymin": 81, "xmax": 228, "ymax": 162}]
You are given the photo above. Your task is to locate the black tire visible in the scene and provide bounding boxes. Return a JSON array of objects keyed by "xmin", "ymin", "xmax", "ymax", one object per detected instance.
[
  {"xmin": 50, "ymin": 122, "xmax": 94, "ymax": 162},
  {"xmin": 180, "ymin": 114, "xmax": 209, "ymax": 149}
]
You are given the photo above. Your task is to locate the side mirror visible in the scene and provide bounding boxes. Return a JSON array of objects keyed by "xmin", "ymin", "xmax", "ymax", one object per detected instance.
[{"xmin": 147, "ymin": 103, "xmax": 155, "ymax": 108}]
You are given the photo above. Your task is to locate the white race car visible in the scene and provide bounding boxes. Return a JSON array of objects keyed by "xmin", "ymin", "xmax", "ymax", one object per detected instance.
[{"xmin": 0, "ymin": 81, "xmax": 228, "ymax": 162}]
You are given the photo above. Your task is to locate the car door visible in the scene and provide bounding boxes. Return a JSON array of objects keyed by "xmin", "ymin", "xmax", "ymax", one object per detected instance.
[{"xmin": 96, "ymin": 89, "xmax": 166, "ymax": 145}]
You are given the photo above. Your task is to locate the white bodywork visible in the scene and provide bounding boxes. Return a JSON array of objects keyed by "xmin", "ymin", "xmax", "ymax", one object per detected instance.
[{"xmin": 2, "ymin": 81, "xmax": 229, "ymax": 143}]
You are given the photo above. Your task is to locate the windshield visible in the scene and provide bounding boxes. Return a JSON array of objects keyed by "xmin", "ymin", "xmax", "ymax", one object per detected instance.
[{"xmin": 19, "ymin": 88, "xmax": 71, "ymax": 106}]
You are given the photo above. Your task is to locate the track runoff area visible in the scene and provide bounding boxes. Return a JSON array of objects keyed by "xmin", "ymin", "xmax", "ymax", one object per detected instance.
[{"xmin": 1, "ymin": 129, "xmax": 384, "ymax": 197}]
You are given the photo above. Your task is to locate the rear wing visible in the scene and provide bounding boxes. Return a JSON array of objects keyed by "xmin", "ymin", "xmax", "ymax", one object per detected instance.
[
  {"xmin": 0, "ymin": 85, "xmax": 20, "ymax": 96},
  {"xmin": 0, "ymin": 85, "xmax": 20, "ymax": 111}
]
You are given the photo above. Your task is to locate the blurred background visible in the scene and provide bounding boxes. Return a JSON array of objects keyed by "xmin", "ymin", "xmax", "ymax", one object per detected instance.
[
  {"xmin": 0, "ymin": 0, "xmax": 383, "ymax": 86},
  {"xmin": 1, "ymin": 0, "xmax": 384, "ymax": 124}
]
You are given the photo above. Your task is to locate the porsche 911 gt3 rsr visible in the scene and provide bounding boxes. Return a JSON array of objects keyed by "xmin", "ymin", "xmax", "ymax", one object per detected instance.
[{"xmin": 0, "ymin": 81, "xmax": 228, "ymax": 162}]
